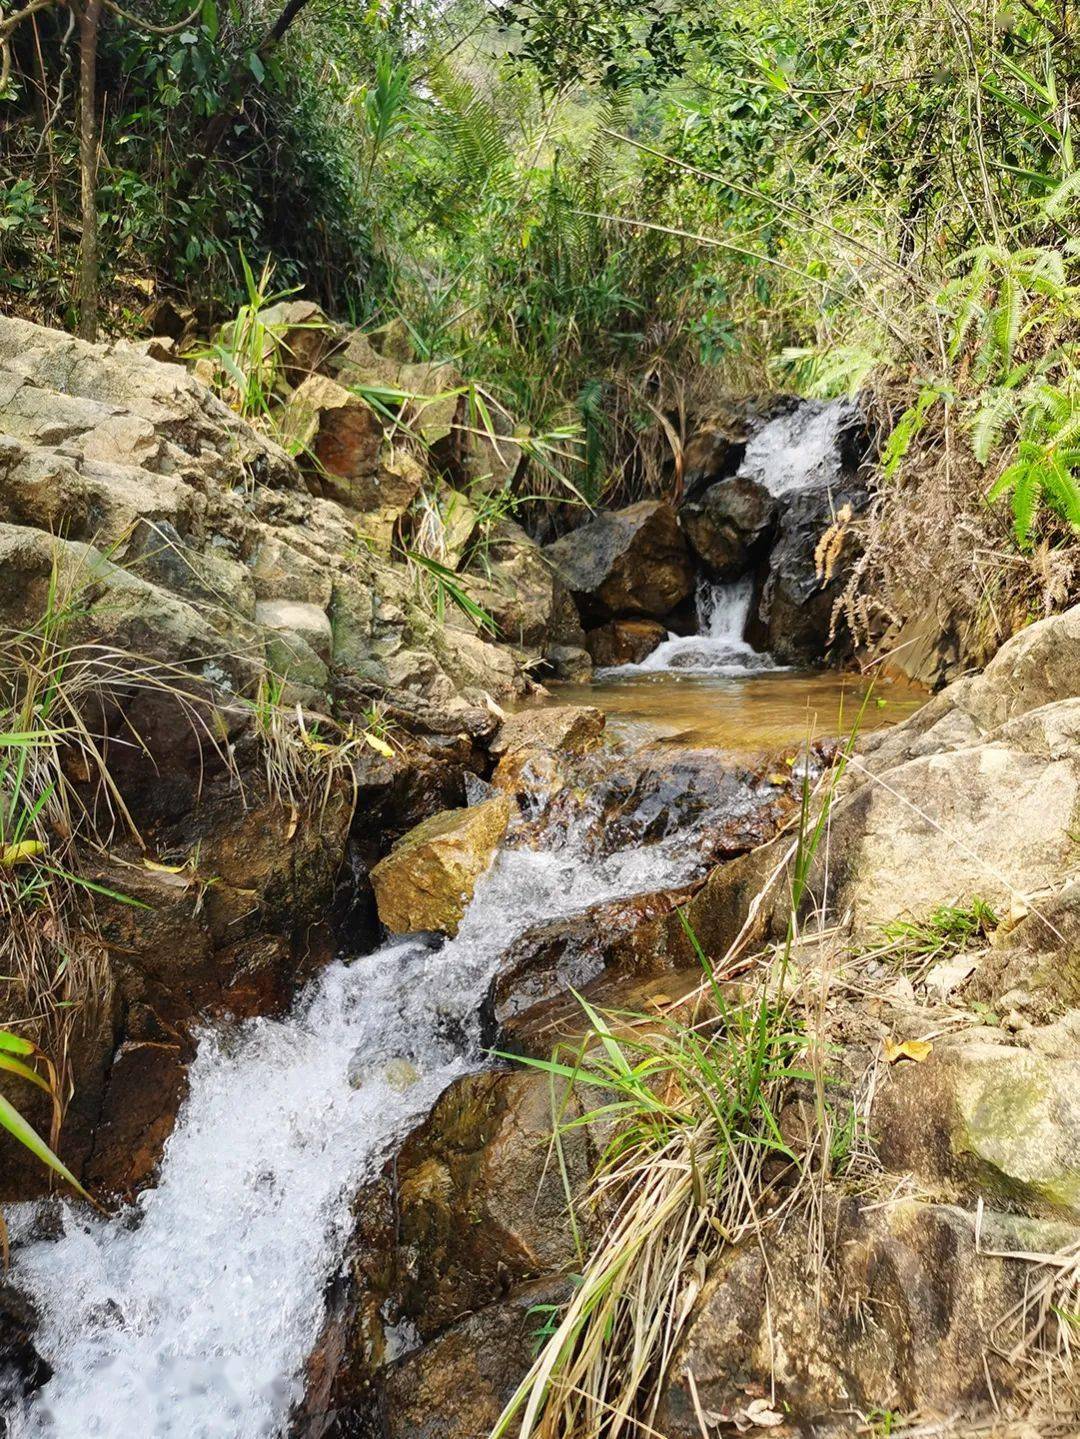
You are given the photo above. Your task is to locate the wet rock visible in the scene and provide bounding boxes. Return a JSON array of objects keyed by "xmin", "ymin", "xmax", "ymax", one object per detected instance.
[
  {"xmin": 491, "ymin": 886, "xmax": 699, "ymax": 1035},
  {"xmin": 490, "ymin": 703, "xmax": 605, "ymax": 794},
  {"xmin": 754, "ymin": 478, "xmax": 868, "ymax": 662},
  {"xmin": 280, "ymin": 374, "xmax": 384, "ymax": 508},
  {"xmin": 0, "ymin": 1284, "xmax": 51, "ymax": 1413},
  {"xmin": 298, "ymin": 1062, "xmax": 589, "ymax": 1433},
  {"xmin": 585, "ymin": 617, "xmax": 667, "ymax": 668},
  {"xmin": 874, "ymin": 1036, "xmax": 1080, "ymax": 1219},
  {"xmin": 657, "ymin": 1195, "xmax": 1080, "ymax": 1432},
  {"xmin": 83, "ymin": 1038, "xmax": 190, "ymax": 1199},
  {"xmin": 679, "ymin": 475, "xmax": 777, "ymax": 579},
  {"xmin": 543, "ymin": 501, "xmax": 695, "ymax": 623},
  {"xmin": 370, "ymin": 795, "xmax": 513, "ymax": 937},
  {"xmin": 379, "ymin": 1279, "xmax": 570, "ymax": 1439}
]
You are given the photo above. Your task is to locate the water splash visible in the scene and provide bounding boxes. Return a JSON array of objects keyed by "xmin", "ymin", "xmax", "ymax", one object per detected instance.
[
  {"xmin": 736, "ymin": 400, "xmax": 852, "ymax": 498},
  {"xmin": 4, "ymin": 805, "xmax": 711, "ymax": 1439},
  {"xmin": 601, "ymin": 576, "xmax": 772, "ymax": 677}
]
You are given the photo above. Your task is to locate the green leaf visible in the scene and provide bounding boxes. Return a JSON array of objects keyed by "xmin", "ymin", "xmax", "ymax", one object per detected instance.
[
  {"xmin": 248, "ymin": 51, "xmax": 265, "ymax": 85},
  {"xmin": 0, "ymin": 1031, "xmax": 35, "ymax": 1057},
  {"xmin": 0, "ymin": 1092, "xmax": 91, "ymax": 1201},
  {"xmin": 0, "ymin": 1053, "xmax": 51, "ymax": 1093}
]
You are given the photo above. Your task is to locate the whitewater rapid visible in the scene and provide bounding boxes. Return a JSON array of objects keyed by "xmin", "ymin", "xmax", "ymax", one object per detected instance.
[{"xmin": 4, "ymin": 802, "xmax": 710, "ymax": 1439}]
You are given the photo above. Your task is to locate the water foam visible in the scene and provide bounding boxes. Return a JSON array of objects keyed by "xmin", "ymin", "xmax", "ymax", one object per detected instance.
[{"xmin": 5, "ymin": 808, "xmax": 709, "ymax": 1439}]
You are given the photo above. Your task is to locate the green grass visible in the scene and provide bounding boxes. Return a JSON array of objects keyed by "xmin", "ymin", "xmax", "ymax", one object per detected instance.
[{"xmin": 875, "ymin": 899, "xmax": 998, "ymax": 982}]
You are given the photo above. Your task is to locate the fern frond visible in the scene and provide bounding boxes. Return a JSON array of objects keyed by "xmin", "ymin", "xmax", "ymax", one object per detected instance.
[
  {"xmin": 1044, "ymin": 170, "xmax": 1080, "ymax": 222},
  {"xmin": 1011, "ymin": 465, "xmax": 1039, "ymax": 544},
  {"xmin": 971, "ymin": 389, "xmax": 1017, "ymax": 464}
]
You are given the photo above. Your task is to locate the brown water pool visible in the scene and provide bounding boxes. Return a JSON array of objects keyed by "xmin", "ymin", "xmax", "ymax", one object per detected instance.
[{"xmin": 534, "ymin": 668, "xmax": 927, "ymax": 751}]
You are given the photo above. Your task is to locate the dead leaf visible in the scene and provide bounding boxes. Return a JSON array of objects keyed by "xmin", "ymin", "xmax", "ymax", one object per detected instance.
[
  {"xmin": 742, "ymin": 1398, "xmax": 784, "ymax": 1429},
  {"xmin": 883, "ymin": 1036, "xmax": 933, "ymax": 1063},
  {"xmin": 362, "ymin": 731, "xmax": 394, "ymax": 758},
  {"xmin": 285, "ymin": 807, "xmax": 300, "ymax": 842},
  {"xmin": 0, "ymin": 841, "xmax": 44, "ymax": 867}
]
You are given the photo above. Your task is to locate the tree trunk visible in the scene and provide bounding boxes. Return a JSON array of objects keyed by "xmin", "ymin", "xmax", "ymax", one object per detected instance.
[
  {"xmin": 183, "ymin": 0, "xmax": 315, "ymax": 188},
  {"xmin": 76, "ymin": 0, "xmax": 102, "ymax": 341}
]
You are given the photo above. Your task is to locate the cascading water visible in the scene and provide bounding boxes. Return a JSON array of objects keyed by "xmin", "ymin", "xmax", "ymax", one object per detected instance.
[
  {"xmin": 601, "ymin": 576, "xmax": 773, "ymax": 676},
  {"xmin": 2, "ymin": 796, "xmax": 714, "ymax": 1439},
  {"xmin": 736, "ymin": 399, "xmax": 852, "ymax": 498},
  {"xmin": 597, "ymin": 401, "xmax": 855, "ymax": 680}
]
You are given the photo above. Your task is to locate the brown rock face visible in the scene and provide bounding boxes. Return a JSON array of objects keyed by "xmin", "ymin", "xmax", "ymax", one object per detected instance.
[
  {"xmin": 296, "ymin": 1066, "xmax": 589, "ymax": 1436},
  {"xmin": 657, "ymin": 1196, "xmax": 1080, "ymax": 1432},
  {"xmin": 585, "ymin": 617, "xmax": 667, "ymax": 667},
  {"xmin": 281, "ymin": 374, "xmax": 384, "ymax": 507},
  {"xmin": 370, "ymin": 795, "xmax": 513, "ymax": 936},
  {"xmin": 543, "ymin": 501, "xmax": 695, "ymax": 623},
  {"xmin": 490, "ymin": 703, "xmax": 606, "ymax": 796},
  {"xmin": 679, "ymin": 475, "xmax": 777, "ymax": 579}
]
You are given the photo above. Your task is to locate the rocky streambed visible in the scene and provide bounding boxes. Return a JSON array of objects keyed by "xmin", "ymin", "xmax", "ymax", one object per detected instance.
[{"xmin": 0, "ymin": 315, "xmax": 1077, "ymax": 1439}]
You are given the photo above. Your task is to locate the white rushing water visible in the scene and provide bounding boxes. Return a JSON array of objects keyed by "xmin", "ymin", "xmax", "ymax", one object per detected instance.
[
  {"xmin": 4, "ymin": 805, "xmax": 711, "ymax": 1439},
  {"xmin": 736, "ymin": 399, "xmax": 851, "ymax": 498},
  {"xmin": 603, "ymin": 576, "xmax": 772, "ymax": 677}
]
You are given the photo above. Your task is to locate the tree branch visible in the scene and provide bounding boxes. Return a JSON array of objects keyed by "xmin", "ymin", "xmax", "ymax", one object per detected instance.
[{"xmin": 100, "ymin": 0, "xmax": 202, "ymax": 36}]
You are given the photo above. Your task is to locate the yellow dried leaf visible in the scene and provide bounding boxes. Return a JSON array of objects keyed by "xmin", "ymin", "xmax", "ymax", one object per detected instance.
[
  {"xmin": 883, "ymin": 1036, "xmax": 933, "ymax": 1063},
  {"xmin": 766, "ymin": 772, "xmax": 788, "ymax": 786},
  {"xmin": 142, "ymin": 858, "xmax": 188, "ymax": 875},
  {"xmin": 362, "ymin": 731, "xmax": 394, "ymax": 758},
  {"xmin": 0, "ymin": 841, "xmax": 45, "ymax": 868}
]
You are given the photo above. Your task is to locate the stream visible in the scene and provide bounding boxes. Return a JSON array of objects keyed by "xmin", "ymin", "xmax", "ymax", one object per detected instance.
[
  {"xmin": 1, "ymin": 399, "xmax": 925, "ymax": 1437},
  {"xmin": 3, "ymin": 778, "xmax": 716, "ymax": 1438}
]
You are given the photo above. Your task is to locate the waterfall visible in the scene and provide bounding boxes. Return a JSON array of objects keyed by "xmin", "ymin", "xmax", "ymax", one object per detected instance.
[
  {"xmin": 697, "ymin": 573, "xmax": 754, "ymax": 639},
  {"xmin": 601, "ymin": 576, "xmax": 772, "ymax": 677},
  {"xmin": 3, "ymin": 798, "xmax": 714, "ymax": 1439},
  {"xmin": 736, "ymin": 400, "xmax": 852, "ymax": 497}
]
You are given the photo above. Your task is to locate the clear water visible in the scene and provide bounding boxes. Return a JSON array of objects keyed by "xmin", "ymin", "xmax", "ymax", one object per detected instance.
[{"xmin": 4, "ymin": 807, "xmax": 712, "ymax": 1439}]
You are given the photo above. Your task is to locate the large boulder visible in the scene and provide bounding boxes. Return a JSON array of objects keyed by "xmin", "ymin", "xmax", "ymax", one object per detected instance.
[
  {"xmin": 752, "ymin": 477, "xmax": 867, "ymax": 662},
  {"xmin": 657, "ymin": 1196, "xmax": 1080, "ymax": 1432},
  {"xmin": 874, "ymin": 1033, "xmax": 1080, "ymax": 1220},
  {"xmin": 369, "ymin": 795, "xmax": 513, "ymax": 936},
  {"xmin": 679, "ymin": 475, "xmax": 776, "ymax": 579},
  {"xmin": 543, "ymin": 501, "xmax": 695, "ymax": 623}
]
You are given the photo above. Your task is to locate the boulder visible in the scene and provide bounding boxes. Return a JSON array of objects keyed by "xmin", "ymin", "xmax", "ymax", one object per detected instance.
[
  {"xmin": 585, "ymin": 617, "xmax": 667, "ymax": 668},
  {"xmin": 462, "ymin": 534, "xmax": 559, "ymax": 650},
  {"xmin": 544, "ymin": 643, "xmax": 592, "ymax": 681},
  {"xmin": 874, "ymin": 1035, "xmax": 1080, "ymax": 1219},
  {"xmin": 679, "ymin": 474, "xmax": 777, "ymax": 578},
  {"xmin": 657, "ymin": 1196, "xmax": 1080, "ymax": 1432},
  {"xmin": 543, "ymin": 501, "xmax": 695, "ymax": 623},
  {"xmin": 370, "ymin": 794, "xmax": 513, "ymax": 936},
  {"xmin": 255, "ymin": 598, "xmax": 332, "ymax": 691},
  {"xmin": 331, "ymin": 332, "xmax": 463, "ymax": 451},
  {"xmin": 279, "ymin": 374, "xmax": 384, "ymax": 508},
  {"xmin": 490, "ymin": 704, "xmax": 605, "ymax": 794},
  {"xmin": 258, "ymin": 299, "xmax": 338, "ymax": 387},
  {"xmin": 753, "ymin": 478, "xmax": 867, "ymax": 662}
]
